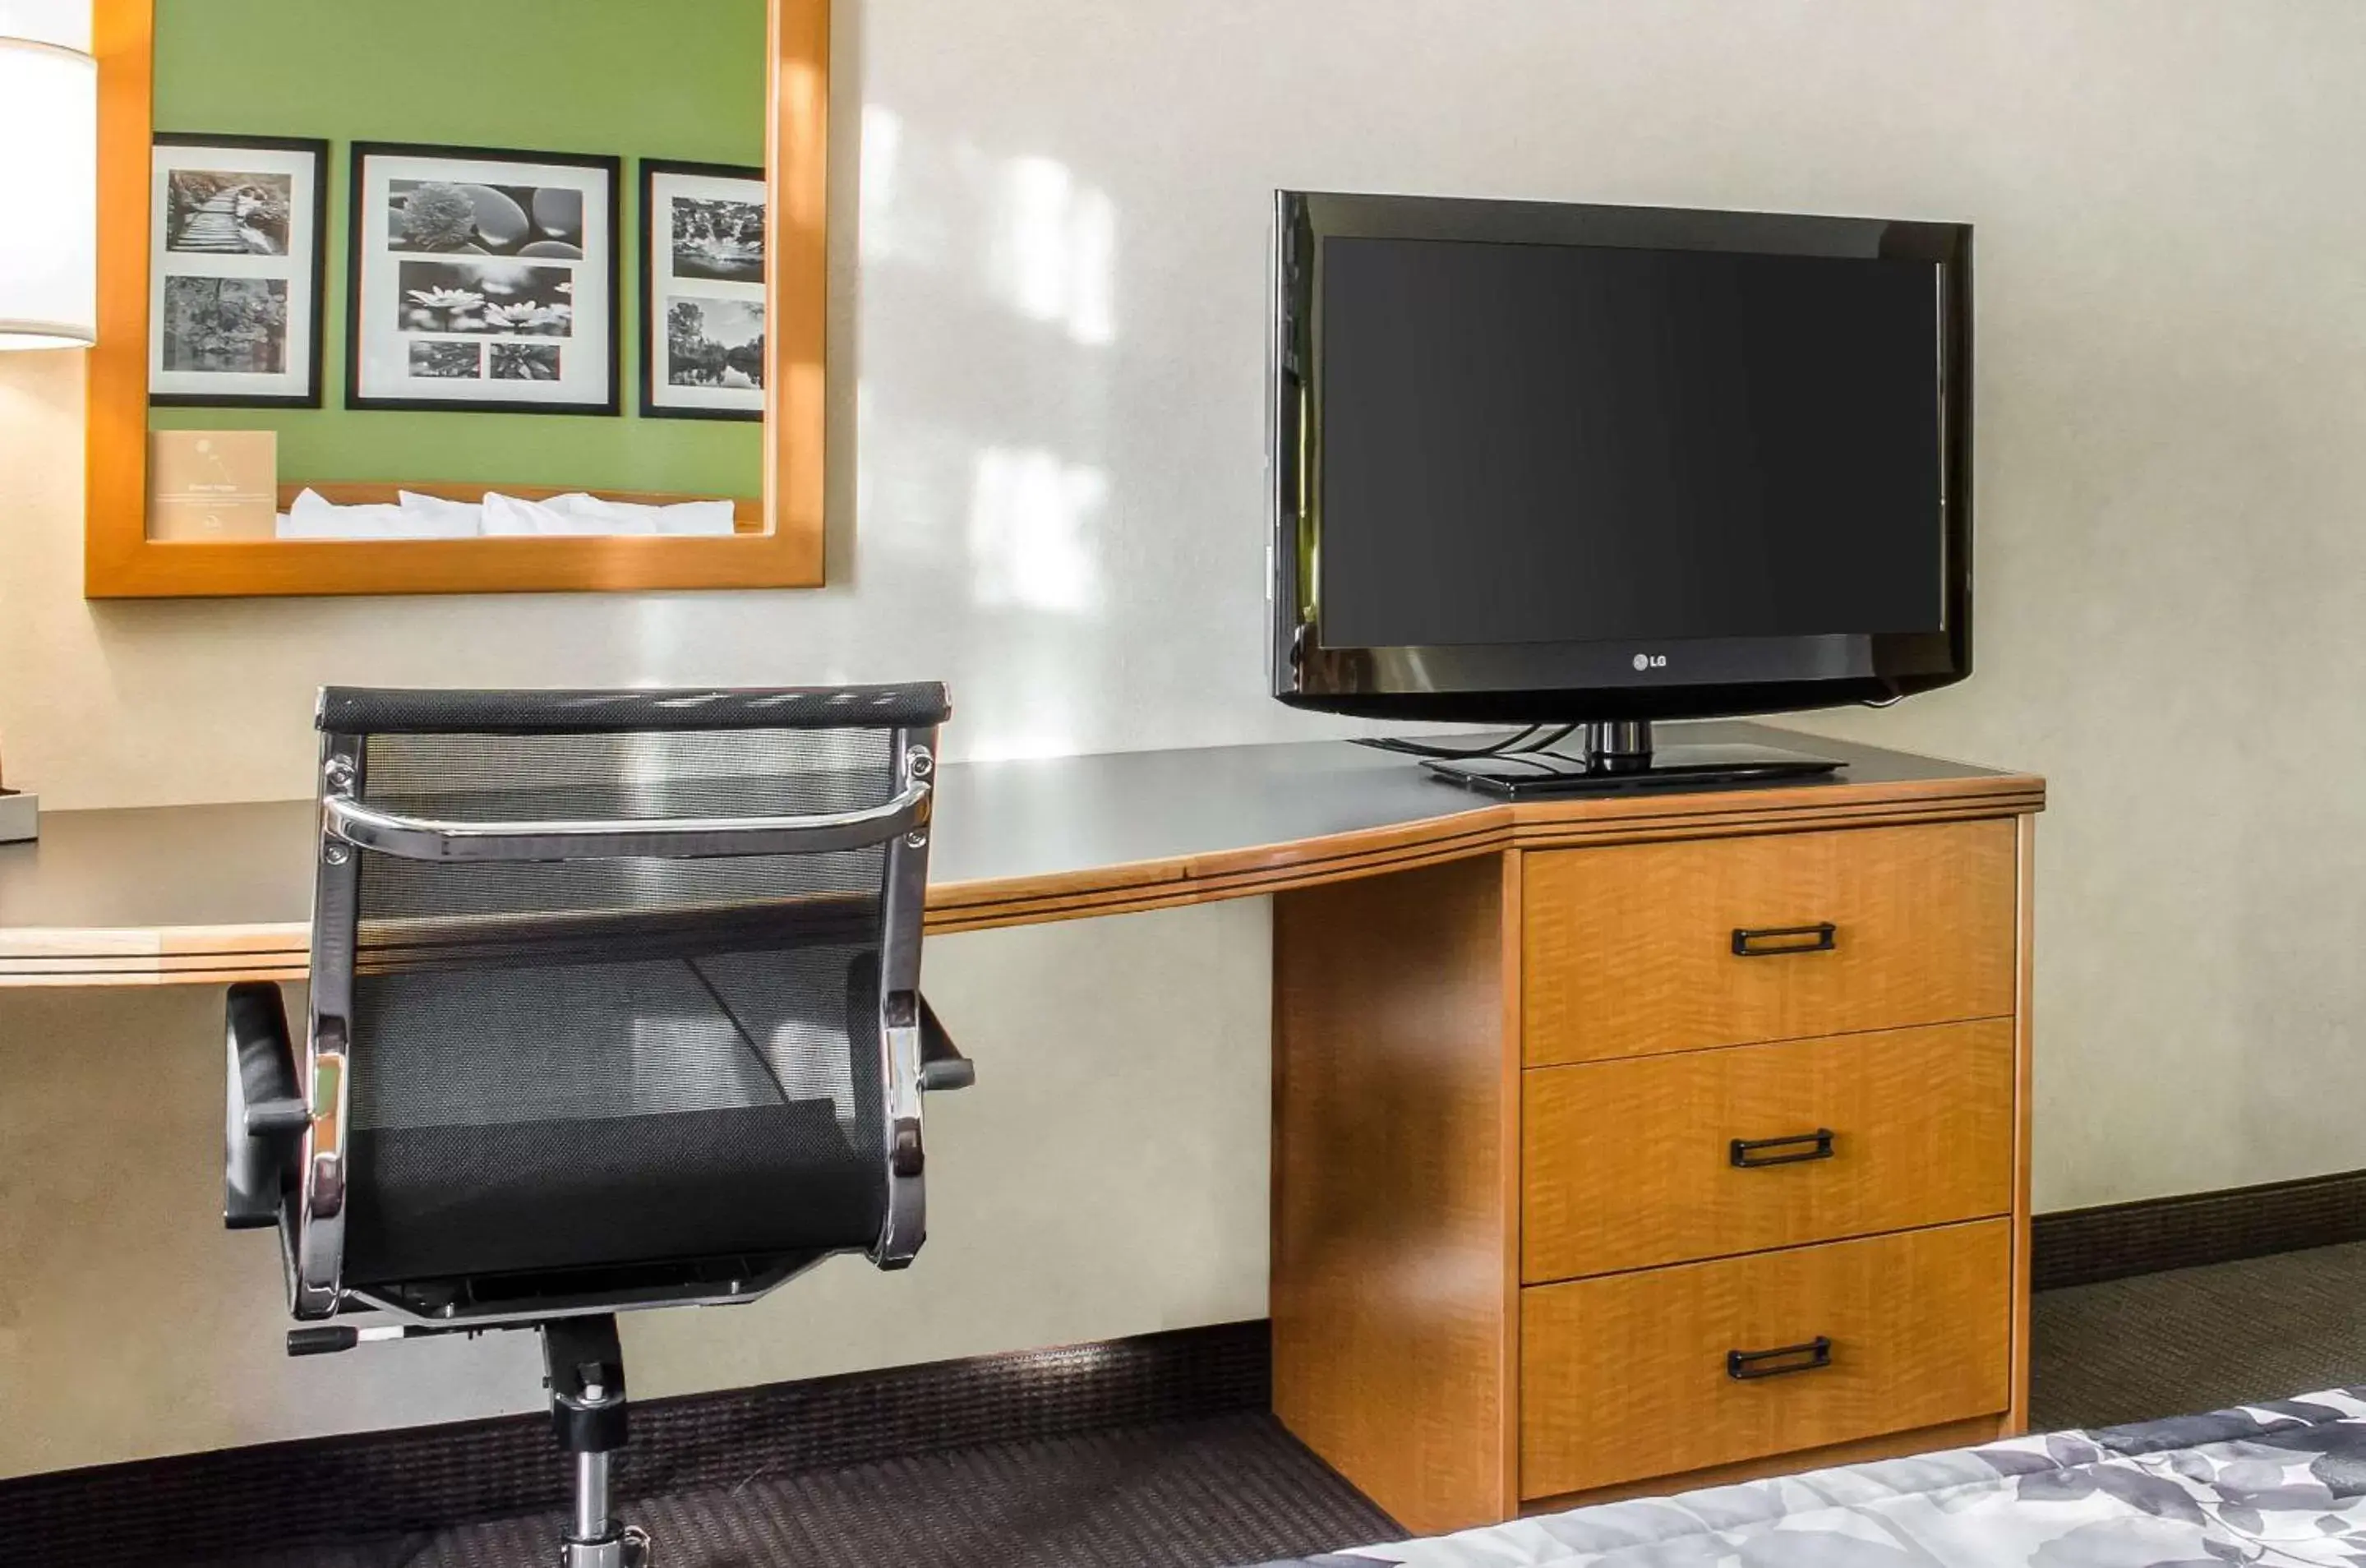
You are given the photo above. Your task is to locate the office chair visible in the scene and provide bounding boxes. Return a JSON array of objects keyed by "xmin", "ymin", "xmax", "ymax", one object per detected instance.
[{"xmin": 224, "ymin": 684, "xmax": 971, "ymax": 1568}]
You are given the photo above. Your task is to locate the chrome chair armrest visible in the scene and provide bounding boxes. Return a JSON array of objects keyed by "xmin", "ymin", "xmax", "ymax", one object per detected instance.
[{"xmin": 323, "ymin": 781, "xmax": 930, "ymax": 863}]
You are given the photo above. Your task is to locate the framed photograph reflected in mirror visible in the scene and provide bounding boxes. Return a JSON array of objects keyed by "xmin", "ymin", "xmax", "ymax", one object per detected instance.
[
  {"xmin": 641, "ymin": 159, "xmax": 765, "ymax": 422},
  {"xmin": 148, "ymin": 133, "xmax": 328, "ymax": 408},
  {"xmin": 348, "ymin": 141, "xmax": 620, "ymax": 416}
]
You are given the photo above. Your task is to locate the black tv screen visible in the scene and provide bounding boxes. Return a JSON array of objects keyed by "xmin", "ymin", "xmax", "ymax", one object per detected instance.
[
  {"xmin": 1270, "ymin": 191, "xmax": 1972, "ymax": 724},
  {"xmin": 1319, "ymin": 238, "xmax": 1944, "ymax": 648}
]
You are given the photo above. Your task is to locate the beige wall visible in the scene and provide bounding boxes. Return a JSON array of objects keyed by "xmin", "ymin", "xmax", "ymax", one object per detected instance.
[
  {"xmin": 7, "ymin": 0, "xmax": 2366, "ymax": 1471},
  {"xmin": 0, "ymin": 902, "xmax": 1273, "ymax": 1476}
]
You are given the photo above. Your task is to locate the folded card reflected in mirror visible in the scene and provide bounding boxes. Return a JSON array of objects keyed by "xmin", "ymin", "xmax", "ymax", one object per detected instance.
[{"xmin": 148, "ymin": 429, "xmax": 279, "ymax": 540}]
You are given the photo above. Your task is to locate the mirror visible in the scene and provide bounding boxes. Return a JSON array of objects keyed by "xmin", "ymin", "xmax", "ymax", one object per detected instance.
[{"xmin": 85, "ymin": 0, "xmax": 828, "ymax": 596}]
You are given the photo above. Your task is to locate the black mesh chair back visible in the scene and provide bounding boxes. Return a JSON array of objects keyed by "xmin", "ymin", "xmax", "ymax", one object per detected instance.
[
  {"xmin": 222, "ymin": 684, "xmax": 968, "ymax": 1563},
  {"xmin": 228, "ymin": 684, "xmax": 963, "ymax": 1328}
]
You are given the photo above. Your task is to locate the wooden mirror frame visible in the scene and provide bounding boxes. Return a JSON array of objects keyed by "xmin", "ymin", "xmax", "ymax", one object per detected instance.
[{"xmin": 83, "ymin": 0, "xmax": 827, "ymax": 597}]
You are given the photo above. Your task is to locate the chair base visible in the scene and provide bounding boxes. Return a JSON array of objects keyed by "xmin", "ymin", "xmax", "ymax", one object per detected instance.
[
  {"xmin": 545, "ymin": 1316, "xmax": 653, "ymax": 1568},
  {"xmin": 560, "ymin": 1523, "xmax": 652, "ymax": 1568}
]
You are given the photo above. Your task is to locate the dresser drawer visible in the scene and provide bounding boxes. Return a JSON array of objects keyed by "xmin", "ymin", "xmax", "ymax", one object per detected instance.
[
  {"xmin": 1523, "ymin": 1020, "xmax": 2014, "ymax": 1282},
  {"xmin": 1522, "ymin": 820, "xmax": 2017, "ymax": 1066},
  {"xmin": 1520, "ymin": 1220, "xmax": 2010, "ymax": 1500}
]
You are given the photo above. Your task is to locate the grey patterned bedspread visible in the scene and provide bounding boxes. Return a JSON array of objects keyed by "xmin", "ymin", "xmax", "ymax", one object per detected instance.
[{"xmin": 1249, "ymin": 1389, "xmax": 2366, "ymax": 1566}]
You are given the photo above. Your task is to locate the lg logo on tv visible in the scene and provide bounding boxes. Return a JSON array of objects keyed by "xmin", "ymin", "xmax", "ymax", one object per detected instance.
[{"xmin": 1631, "ymin": 653, "xmax": 1667, "ymax": 671}]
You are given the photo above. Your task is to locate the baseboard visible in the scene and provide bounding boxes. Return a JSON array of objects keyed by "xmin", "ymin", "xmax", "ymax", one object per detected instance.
[
  {"xmin": 0, "ymin": 1318, "xmax": 1271, "ymax": 1568},
  {"xmin": 2032, "ymin": 1168, "xmax": 2366, "ymax": 1292}
]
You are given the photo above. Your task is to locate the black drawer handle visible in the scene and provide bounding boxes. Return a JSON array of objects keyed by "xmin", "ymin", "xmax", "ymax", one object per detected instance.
[
  {"xmin": 1731, "ymin": 922, "xmax": 1837, "ymax": 957},
  {"xmin": 1727, "ymin": 1336, "xmax": 1833, "ymax": 1381},
  {"xmin": 1729, "ymin": 1128, "xmax": 1836, "ymax": 1168}
]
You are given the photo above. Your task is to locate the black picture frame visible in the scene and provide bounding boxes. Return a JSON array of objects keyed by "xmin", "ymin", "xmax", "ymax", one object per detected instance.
[
  {"xmin": 345, "ymin": 141, "xmax": 623, "ymax": 417},
  {"xmin": 639, "ymin": 157, "xmax": 766, "ymax": 422},
  {"xmin": 149, "ymin": 132, "xmax": 332, "ymax": 409}
]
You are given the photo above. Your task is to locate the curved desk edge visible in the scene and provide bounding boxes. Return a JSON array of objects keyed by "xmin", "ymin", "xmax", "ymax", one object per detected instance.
[
  {"xmin": 0, "ymin": 768, "xmax": 2045, "ymax": 987},
  {"xmin": 0, "ymin": 923, "xmax": 314, "ymax": 986},
  {"xmin": 928, "ymin": 770, "xmax": 2044, "ymax": 932}
]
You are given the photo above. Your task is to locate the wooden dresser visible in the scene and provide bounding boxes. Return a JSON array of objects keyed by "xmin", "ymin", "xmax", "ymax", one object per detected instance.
[{"xmin": 1271, "ymin": 754, "xmax": 2040, "ymax": 1534}]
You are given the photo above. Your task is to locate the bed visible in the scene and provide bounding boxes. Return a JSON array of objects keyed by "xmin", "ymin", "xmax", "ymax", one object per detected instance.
[{"xmin": 1252, "ymin": 1388, "xmax": 2366, "ymax": 1566}]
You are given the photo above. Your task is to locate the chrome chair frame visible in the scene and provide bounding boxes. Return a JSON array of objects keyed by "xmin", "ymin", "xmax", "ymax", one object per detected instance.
[
  {"xmin": 294, "ymin": 712, "xmax": 940, "ymax": 1324},
  {"xmin": 225, "ymin": 687, "xmax": 966, "ymax": 1321},
  {"xmin": 224, "ymin": 684, "xmax": 966, "ymax": 1566}
]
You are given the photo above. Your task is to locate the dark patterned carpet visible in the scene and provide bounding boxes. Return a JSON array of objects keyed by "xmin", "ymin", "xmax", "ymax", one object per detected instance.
[
  {"xmin": 191, "ymin": 1412, "xmax": 1400, "ymax": 1568},
  {"xmin": 2030, "ymin": 1238, "xmax": 2366, "ymax": 1431},
  {"xmin": 170, "ymin": 1243, "xmax": 2366, "ymax": 1567}
]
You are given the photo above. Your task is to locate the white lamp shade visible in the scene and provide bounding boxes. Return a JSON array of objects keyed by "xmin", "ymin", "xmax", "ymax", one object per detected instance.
[{"xmin": 0, "ymin": 33, "xmax": 97, "ymax": 348}]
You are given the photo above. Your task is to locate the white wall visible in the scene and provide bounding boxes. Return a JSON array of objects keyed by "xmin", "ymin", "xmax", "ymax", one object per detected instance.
[{"xmin": 7, "ymin": 0, "xmax": 2366, "ymax": 1469}]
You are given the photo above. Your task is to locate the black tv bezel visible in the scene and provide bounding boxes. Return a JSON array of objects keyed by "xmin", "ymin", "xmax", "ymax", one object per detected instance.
[{"xmin": 1266, "ymin": 190, "xmax": 1974, "ymax": 724}]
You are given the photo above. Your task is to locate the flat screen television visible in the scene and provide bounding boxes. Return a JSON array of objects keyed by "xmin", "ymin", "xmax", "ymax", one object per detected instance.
[{"xmin": 1267, "ymin": 191, "xmax": 1972, "ymax": 793}]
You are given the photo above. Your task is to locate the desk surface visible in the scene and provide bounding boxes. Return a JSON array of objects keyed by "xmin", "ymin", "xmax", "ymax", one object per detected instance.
[{"xmin": 0, "ymin": 722, "xmax": 2042, "ymax": 986}]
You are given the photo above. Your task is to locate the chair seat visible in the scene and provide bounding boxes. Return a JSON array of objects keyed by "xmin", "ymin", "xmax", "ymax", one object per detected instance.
[{"xmin": 343, "ymin": 1099, "xmax": 886, "ymax": 1285}]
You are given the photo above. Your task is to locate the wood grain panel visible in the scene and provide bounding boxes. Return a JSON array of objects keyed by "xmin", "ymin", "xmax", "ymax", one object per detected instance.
[
  {"xmin": 2007, "ymin": 812, "xmax": 2038, "ymax": 1432},
  {"xmin": 1504, "ymin": 778, "xmax": 2045, "ymax": 852},
  {"xmin": 1273, "ymin": 855, "xmax": 1519, "ymax": 1534},
  {"xmin": 83, "ymin": 0, "xmax": 151, "ymax": 593},
  {"xmin": 1520, "ymin": 1220, "xmax": 2012, "ymax": 1499},
  {"xmin": 1521, "ymin": 1414, "xmax": 2011, "ymax": 1513},
  {"xmin": 1497, "ymin": 850, "xmax": 1528, "ymax": 1506},
  {"xmin": 928, "ymin": 777, "xmax": 2045, "ymax": 936},
  {"xmin": 1524, "ymin": 820, "xmax": 2018, "ymax": 1066},
  {"xmin": 1523, "ymin": 1020, "xmax": 2015, "ymax": 1282}
]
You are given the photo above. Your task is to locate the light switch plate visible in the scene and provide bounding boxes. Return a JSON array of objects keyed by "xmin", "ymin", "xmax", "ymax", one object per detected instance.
[{"xmin": 0, "ymin": 789, "xmax": 37, "ymax": 843}]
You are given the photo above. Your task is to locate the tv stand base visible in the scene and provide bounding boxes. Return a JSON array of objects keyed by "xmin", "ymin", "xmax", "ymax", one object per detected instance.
[{"xmin": 1421, "ymin": 721, "xmax": 1843, "ymax": 798}]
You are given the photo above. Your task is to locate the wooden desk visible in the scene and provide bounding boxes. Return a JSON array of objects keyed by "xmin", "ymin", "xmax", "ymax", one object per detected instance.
[
  {"xmin": 0, "ymin": 723, "xmax": 2044, "ymax": 1534},
  {"xmin": 0, "ymin": 722, "xmax": 2037, "ymax": 987}
]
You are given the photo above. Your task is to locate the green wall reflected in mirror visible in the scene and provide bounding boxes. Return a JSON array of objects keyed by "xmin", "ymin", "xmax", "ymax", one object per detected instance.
[{"xmin": 144, "ymin": 0, "xmax": 765, "ymax": 537}]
